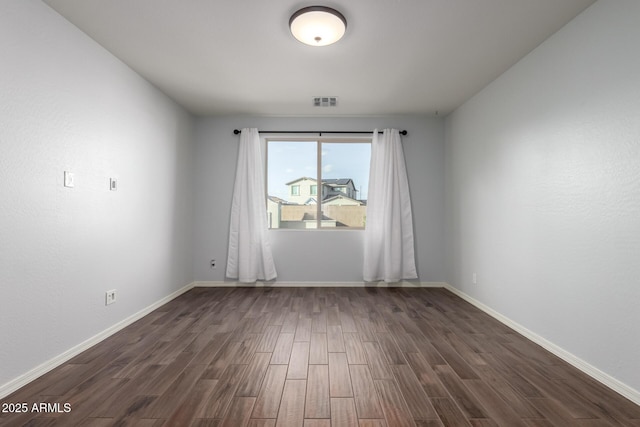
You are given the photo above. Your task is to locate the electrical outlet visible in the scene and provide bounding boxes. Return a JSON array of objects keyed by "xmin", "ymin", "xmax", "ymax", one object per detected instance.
[
  {"xmin": 64, "ymin": 171, "xmax": 75, "ymax": 188},
  {"xmin": 105, "ymin": 289, "xmax": 117, "ymax": 305},
  {"xmin": 472, "ymin": 273, "xmax": 477, "ymax": 285},
  {"xmin": 210, "ymin": 259, "xmax": 216, "ymax": 269}
]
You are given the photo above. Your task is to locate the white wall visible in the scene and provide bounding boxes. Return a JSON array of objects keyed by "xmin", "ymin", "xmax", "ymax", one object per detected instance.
[
  {"xmin": 445, "ymin": 0, "xmax": 640, "ymax": 395},
  {"xmin": 0, "ymin": 0, "xmax": 195, "ymax": 389},
  {"xmin": 193, "ymin": 115, "xmax": 445, "ymax": 283}
]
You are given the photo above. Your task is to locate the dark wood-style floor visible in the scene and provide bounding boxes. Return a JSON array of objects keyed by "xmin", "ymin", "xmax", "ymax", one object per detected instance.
[{"xmin": 2, "ymin": 287, "xmax": 639, "ymax": 426}]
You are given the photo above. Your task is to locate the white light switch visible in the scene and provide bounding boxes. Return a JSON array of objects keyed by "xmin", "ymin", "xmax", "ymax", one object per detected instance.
[
  {"xmin": 110, "ymin": 178, "xmax": 117, "ymax": 191},
  {"xmin": 64, "ymin": 171, "xmax": 74, "ymax": 188}
]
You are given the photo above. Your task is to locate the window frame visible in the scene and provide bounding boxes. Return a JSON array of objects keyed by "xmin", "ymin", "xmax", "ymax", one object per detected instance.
[{"xmin": 265, "ymin": 136, "xmax": 371, "ymax": 231}]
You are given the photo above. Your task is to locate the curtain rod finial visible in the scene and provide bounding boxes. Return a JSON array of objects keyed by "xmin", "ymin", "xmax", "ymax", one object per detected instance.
[{"xmin": 233, "ymin": 129, "xmax": 241, "ymax": 135}]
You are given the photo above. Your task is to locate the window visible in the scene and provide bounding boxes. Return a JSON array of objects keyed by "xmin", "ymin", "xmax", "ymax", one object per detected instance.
[{"xmin": 267, "ymin": 138, "xmax": 371, "ymax": 229}]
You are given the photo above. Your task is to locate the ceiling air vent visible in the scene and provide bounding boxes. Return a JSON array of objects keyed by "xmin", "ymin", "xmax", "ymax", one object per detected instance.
[{"xmin": 313, "ymin": 96, "xmax": 338, "ymax": 107}]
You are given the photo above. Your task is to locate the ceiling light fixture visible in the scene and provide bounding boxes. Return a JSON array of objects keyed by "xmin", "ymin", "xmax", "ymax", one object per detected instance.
[{"xmin": 289, "ymin": 6, "xmax": 347, "ymax": 47}]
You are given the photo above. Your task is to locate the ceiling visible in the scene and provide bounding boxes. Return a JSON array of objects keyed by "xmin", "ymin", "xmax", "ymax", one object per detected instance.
[{"xmin": 43, "ymin": 0, "xmax": 596, "ymax": 117}]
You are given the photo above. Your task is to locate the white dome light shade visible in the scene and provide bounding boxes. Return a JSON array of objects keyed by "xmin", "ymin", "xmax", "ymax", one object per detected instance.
[{"xmin": 289, "ymin": 6, "xmax": 347, "ymax": 46}]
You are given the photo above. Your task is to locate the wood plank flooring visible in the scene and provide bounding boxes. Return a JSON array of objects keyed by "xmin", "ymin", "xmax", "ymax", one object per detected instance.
[{"xmin": 1, "ymin": 287, "xmax": 639, "ymax": 426}]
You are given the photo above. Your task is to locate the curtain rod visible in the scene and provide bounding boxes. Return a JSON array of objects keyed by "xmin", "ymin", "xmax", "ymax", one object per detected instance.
[{"xmin": 232, "ymin": 129, "xmax": 408, "ymax": 136}]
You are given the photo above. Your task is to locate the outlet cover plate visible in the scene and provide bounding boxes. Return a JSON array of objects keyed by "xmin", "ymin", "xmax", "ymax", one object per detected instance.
[
  {"xmin": 64, "ymin": 171, "xmax": 75, "ymax": 188},
  {"xmin": 105, "ymin": 289, "xmax": 117, "ymax": 305}
]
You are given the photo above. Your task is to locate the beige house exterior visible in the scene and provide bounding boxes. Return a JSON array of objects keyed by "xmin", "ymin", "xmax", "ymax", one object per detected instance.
[{"xmin": 268, "ymin": 177, "xmax": 366, "ymax": 228}]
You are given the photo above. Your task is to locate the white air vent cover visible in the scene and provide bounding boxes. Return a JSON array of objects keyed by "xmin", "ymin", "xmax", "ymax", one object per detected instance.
[{"xmin": 313, "ymin": 96, "xmax": 338, "ymax": 107}]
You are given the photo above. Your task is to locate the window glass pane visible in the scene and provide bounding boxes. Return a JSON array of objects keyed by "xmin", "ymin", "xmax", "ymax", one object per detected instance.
[
  {"xmin": 267, "ymin": 139, "xmax": 371, "ymax": 230},
  {"xmin": 267, "ymin": 141, "xmax": 318, "ymax": 229},
  {"xmin": 320, "ymin": 142, "xmax": 371, "ymax": 228}
]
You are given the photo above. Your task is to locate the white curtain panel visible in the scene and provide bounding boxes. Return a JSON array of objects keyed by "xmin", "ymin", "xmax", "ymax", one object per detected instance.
[
  {"xmin": 226, "ymin": 128, "xmax": 277, "ymax": 282},
  {"xmin": 363, "ymin": 128, "xmax": 418, "ymax": 282}
]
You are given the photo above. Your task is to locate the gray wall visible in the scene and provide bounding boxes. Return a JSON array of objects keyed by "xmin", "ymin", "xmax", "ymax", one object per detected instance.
[
  {"xmin": 193, "ymin": 115, "xmax": 445, "ymax": 283},
  {"xmin": 0, "ymin": 0, "xmax": 195, "ymax": 388},
  {"xmin": 445, "ymin": 0, "xmax": 640, "ymax": 393}
]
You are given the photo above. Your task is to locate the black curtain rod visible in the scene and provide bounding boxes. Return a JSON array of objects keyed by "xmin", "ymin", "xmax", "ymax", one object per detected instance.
[{"xmin": 233, "ymin": 129, "xmax": 407, "ymax": 136}]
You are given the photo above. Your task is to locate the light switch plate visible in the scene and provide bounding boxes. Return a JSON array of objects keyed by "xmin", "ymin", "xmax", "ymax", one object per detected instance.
[
  {"xmin": 110, "ymin": 178, "xmax": 117, "ymax": 191},
  {"xmin": 105, "ymin": 289, "xmax": 117, "ymax": 305},
  {"xmin": 64, "ymin": 171, "xmax": 74, "ymax": 188}
]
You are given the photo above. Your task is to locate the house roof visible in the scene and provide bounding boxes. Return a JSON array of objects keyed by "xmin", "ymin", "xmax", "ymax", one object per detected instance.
[
  {"xmin": 285, "ymin": 176, "xmax": 316, "ymax": 186},
  {"xmin": 268, "ymin": 196, "xmax": 296, "ymax": 205},
  {"xmin": 322, "ymin": 179, "xmax": 354, "ymax": 187},
  {"xmin": 285, "ymin": 177, "xmax": 354, "ymax": 187},
  {"xmin": 323, "ymin": 194, "xmax": 364, "ymax": 205}
]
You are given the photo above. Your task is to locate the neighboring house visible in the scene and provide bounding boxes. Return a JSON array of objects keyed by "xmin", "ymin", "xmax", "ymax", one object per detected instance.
[
  {"xmin": 269, "ymin": 177, "xmax": 366, "ymax": 228},
  {"xmin": 267, "ymin": 196, "xmax": 287, "ymax": 229},
  {"xmin": 323, "ymin": 194, "xmax": 362, "ymax": 206},
  {"xmin": 284, "ymin": 177, "xmax": 320, "ymax": 205},
  {"xmin": 285, "ymin": 177, "xmax": 363, "ymax": 205},
  {"xmin": 322, "ymin": 178, "xmax": 359, "ymax": 200}
]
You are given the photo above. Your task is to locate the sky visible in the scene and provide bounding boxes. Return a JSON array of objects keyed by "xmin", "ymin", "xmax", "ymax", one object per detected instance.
[{"xmin": 267, "ymin": 140, "xmax": 371, "ymax": 201}]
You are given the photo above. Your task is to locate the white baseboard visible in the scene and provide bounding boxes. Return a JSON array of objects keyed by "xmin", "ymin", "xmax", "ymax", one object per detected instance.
[
  {"xmin": 194, "ymin": 280, "xmax": 446, "ymax": 288},
  {"xmin": 442, "ymin": 283, "xmax": 640, "ymax": 406},
  {"xmin": 0, "ymin": 281, "xmax": 196, "ymax": 400}
]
